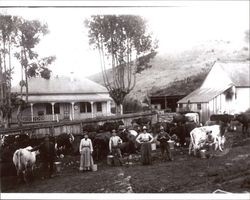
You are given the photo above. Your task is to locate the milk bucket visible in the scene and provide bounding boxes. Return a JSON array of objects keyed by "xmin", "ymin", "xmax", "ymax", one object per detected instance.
[
  {"xmin": 54, "ymin": 161, "xmax": 62, "ymax": 172},
  {"xmin": 200, "ymin": 149, "xmax": 207, "ymax": 159},
  {"xmin": 151, "ymin": 143, "xmax": 156, "ymax": 151},
  {"xmin": 91, "ymin": 164, "xmax": 97, "ymax": 171},
  {"xmin": 167, "ymin": 140, "xmax": 175, "ymax": 150},
  {"xmin": 107, "ymin": 155, "xmax": 114, "ymax": 165}
]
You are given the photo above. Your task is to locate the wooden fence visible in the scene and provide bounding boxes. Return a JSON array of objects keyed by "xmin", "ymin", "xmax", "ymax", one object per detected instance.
[{"xmin": 0, "ymin": 112, "xmax": 158, "ymax": 138}]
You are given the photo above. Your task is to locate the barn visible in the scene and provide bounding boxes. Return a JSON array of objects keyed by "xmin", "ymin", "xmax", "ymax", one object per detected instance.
[
  {"xmin": 11, "ymin": 75, "xmax": 112, "ymax": 123},
  {"xmin": 177, "ymin": 61, "xmax": 250, "ymax": 124}
]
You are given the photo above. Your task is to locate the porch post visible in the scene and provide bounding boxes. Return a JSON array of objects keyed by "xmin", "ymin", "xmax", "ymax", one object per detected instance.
[
  {"xmin": 71, "ymin": 102, "xmax": 75, "ymax": 120},
  {"xmin": 90, "ymin": 101, "xmax": 94, "ymax": 118},
  {"xmin": 51, "ymin": 102, "xmax": 55, "ymax": 121},
  {"xmin": 30, "ymin": 103, "xmax": 34, "ymax": 122},
  {"xmin": 106, "ymin": 100, "xmax": 111, "ymax": 116}
]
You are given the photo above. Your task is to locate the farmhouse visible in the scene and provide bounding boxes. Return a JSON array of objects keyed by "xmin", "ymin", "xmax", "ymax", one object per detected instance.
[
  {"xmin": 177, "ymin": 61, "xmax": 250, "ymax": 123},
  {"xmin": 11, "ymin": 76, "xmax": 112, "ymax": 123}
]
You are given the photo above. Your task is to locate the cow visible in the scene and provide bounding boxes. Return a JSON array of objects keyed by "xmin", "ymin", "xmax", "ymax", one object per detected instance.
[
  {"xmin": 118, "ymin": 128, "xmax": 139, "ymax": 155},
  {"xmin": 189, "ymin": 125, "xmax": 225, "ymax": 156},
  {"xmin": 189, "ymin": 127, "xmax": 210, "ymax": 156},
  {"xmin": 92, "ymin": 131, "xmax": 111, "ymax": 161},
  {"xmin": 12, "ymin": 146, "xmax": 39, "ymax": 183},
  {"xmin": 169, "ymin": 121, "xmax": 197, "ymax": 147},
  {"xmin": 235, "ymin": 113, "xmax": 250, "ymax": 135},
  {"xmin": 55, "ymin": 132, "xmax": 75, "ymax": 156}
]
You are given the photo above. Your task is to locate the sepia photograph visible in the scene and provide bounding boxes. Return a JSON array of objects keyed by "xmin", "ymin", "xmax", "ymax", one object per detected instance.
[{"xmin": 0, "ymin": 0, "xmax": 249, "ymax": 199}]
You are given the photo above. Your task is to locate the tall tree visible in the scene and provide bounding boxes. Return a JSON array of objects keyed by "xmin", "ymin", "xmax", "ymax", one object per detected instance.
[
  {"xmin": 0, "ymin": 15, "xmax": 55, "ymax": 127},
  {"xmin": 85, "ymin": 15, "xmax": 157, "ymax": 114},
  {"xmin": 0, "ymin": 15, "xmax": 18, "ymax": 128},
  {"xmin": 14, "ymin": 17, "xmax": 55, "ymax": 126}
]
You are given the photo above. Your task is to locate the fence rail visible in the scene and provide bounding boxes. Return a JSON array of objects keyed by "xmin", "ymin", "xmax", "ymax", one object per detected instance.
[{"xmin": 0, "ymin": 111, "xmax": 158, "ymax": 137}]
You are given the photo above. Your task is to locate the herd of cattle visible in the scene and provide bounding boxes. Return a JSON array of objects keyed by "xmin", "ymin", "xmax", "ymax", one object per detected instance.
[{"xmin": 0, "ymin": 112, "xmax": 250, "ymax": 181}]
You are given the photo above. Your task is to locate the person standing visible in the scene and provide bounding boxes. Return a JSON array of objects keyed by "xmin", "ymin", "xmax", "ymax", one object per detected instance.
[
  {"xmin": 157, "ymin": 126, "xmax": 173, "ymax": 161},
  {"xmin": 109, "ymin": 129, "xmax": 123, "ymax": 166},
  {"xmin": 79, "ymin": 133, "xmax": 94, "ymax": 172},
  {"xmin": 30, "ymin": 133, "xmax": 56, "ymax": 179},
  {"xmin": 136, "ymin": 126, "xmax": 154, "ymax": 165}
]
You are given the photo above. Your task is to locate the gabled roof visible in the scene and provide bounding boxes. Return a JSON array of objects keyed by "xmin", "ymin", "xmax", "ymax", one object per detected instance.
[
  {"xmin": 178, "ymin": 61, "xmax": 249, "ymax": 104},
  {"xmin": 218, "ymin": 61, "xmax": 250, "ymax": 87},
  {"xmin": 12, "ymin": 76, "xmax": 109, "ymax": 94}
]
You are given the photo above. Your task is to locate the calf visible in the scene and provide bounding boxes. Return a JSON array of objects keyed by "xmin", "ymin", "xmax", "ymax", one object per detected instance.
[{"xmin": 12, "ymin": 146, "xmax": 39, "ymax": 182}]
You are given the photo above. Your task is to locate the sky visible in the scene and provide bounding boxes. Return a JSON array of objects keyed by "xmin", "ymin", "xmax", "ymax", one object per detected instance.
[{"xmin": 0, "ymin": 1, "xmax": 249, "ymax": 85}]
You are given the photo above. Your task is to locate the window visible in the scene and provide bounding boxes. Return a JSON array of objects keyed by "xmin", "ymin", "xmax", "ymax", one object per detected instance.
[
  {"xmin": 96, "ymin": 102, "xmax": 102, "ymax": 112},
  {"xmin": 80, "ymin": 102, "xmax": 92, "ymax": 113},
  {"xmin": 46, "ymin": 103, "xmax": 60, "ymax": 114},
  {"xmin": 179, "ymin": 103, "xmax": 183, "ymax": 108},
  {"xmin": 197, "ymin": 103, "xmax": 201, "ymax": 110},
  {"xmin": 54, "ymin": 103, "xmax": 60, "ymax": 114},
  {"xmin": 46, "ymin": 104, "xmax": 52, "ymax": 114}
]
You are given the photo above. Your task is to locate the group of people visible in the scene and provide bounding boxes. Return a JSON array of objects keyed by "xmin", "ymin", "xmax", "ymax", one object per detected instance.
[{"xmin": 29, "ymin": 125, "xmax": 175, "ymax": 178}]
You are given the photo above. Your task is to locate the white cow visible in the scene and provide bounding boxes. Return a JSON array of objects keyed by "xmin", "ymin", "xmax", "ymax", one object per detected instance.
[
  {"xmin": 13, "ymin": 146, "xmax": 39, "ymax": 182},
  {"xmin": 189, "ymin": 125, "xmax": 225, "ymax": 156},
  {"xmin": 189, "ymin": 127, "xmax": 208, "ymax": 156}
]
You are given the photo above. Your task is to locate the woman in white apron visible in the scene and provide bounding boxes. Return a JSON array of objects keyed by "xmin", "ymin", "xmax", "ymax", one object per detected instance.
[{"xmin": 79, "ymin": 133, "xmax": 94, "ymax": 172}]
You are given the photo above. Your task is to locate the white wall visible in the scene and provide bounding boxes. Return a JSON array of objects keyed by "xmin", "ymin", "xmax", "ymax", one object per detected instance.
[{"xmin": 235, "ymin": 87, "xmax": 250, "ymax": 113}]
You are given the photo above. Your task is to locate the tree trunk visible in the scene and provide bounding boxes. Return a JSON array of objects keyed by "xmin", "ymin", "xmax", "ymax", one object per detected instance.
[
  {"xmin": 116, "ymin": 103, "xmax": 123, "ymax": 115},
  {"xmin": 17, "ymin": 104, "xmax": 23, "ymax": 127}
]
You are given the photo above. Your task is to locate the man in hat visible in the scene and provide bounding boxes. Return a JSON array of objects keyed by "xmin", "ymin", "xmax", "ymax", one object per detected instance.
[
  {"xmin": 109, "ymin": 129, "xmax": 123, "ymax": 166},
  {"xmin": 157, "ymin": 126, "xmax": 173, "ymax": 161},
  {"xmin": 136, "ymin": 126, "xmax": 154, "ymax": 165}
]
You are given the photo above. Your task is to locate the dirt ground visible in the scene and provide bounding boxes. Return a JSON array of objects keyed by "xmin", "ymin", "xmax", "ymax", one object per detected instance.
[{"xmin": 1, "ymin": 129, "xmax": 250, "ymax": 193}]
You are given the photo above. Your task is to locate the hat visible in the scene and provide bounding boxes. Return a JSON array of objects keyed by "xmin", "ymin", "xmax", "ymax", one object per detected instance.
[{"xmin": 142, "ymin": 126, "xmax": 147, "ymax": 130}]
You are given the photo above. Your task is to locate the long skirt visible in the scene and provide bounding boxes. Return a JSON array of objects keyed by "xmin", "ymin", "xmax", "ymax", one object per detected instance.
[
  {"xmin": 79, "ymin": 147, "xmax": 93, "ymax": 171},
  {"xmin": 140, "ymin": 142, "xmax": 152, "ymax": 165}
]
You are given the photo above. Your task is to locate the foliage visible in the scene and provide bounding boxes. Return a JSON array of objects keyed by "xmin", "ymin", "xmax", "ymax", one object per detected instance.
[
  {"xmin": 151, "ymin": 70, "xmax": 210, "ymax": 97},
  {"xmin": 0, "ymin": 14, "xmax": 55, "ymax": 127},
  {"xmin": 85, "ymin": 15, "xmax": 157, "ymax": 114}
]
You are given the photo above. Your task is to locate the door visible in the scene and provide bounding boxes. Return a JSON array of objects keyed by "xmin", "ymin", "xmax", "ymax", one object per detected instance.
[{"xmin": 63, "ymin": 103, "xmax": 70, "ymax": 120}]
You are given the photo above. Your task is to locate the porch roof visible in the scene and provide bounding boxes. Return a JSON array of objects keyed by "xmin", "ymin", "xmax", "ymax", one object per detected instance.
[{"xmin": 22, "ymin": 93, "xmax": 111, "ymax": 103}]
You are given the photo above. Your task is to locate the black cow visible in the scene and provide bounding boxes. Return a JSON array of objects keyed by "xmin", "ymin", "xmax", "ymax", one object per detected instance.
[
  {"xmin": 101, "ymin": 120, "xmax": 124, "ymax": 132},
  {"xmin": 169, "ymin": 121, "xmax": 197, "ymax": 147},
  {"xmin": 0, "ymin": 133, "xmax": 30, "ymax": 163},
  {"xmin": 118, "ymin": 129, "xmax": 139, "ymax": 155},
  {"xmin": 55, "ymin": 133, "xmax": 75, "ymax": 156},
  {"xmin": 235, "ymin": 113, "xmax": 250, "ymax": 135},
  {"xmin": 210, "ymin": 114, "xmax": 234, "ymax": 124},
  {"xmin": 92, "ymin": 131, "xmax": 111, "ymax": 161}
]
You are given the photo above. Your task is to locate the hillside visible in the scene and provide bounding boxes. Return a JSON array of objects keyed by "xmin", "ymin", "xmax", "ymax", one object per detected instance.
[{"xmin": 89, "ymin": 40, "xmax": 249, "ymax": 105}]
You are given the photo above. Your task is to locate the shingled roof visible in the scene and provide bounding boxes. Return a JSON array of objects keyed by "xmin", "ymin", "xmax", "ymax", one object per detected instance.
[{"xmin": 12, "ymin": 76, "xmax": 109, "ymax": 94}]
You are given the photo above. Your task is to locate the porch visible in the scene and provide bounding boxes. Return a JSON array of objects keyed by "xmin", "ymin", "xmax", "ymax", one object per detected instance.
[{"xmin": 11, "ymin": 101, "xmax": 112, "ymax": 123}]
